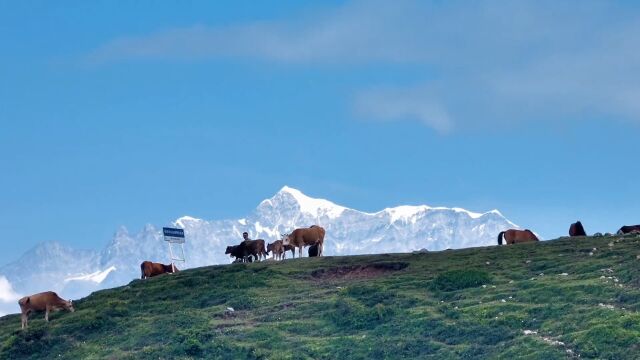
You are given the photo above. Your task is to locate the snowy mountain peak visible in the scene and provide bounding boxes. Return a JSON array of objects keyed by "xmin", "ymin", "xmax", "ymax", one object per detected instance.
[{"xmin": 261, "ymin": 186, "xmax": 347, "ymax": 219}]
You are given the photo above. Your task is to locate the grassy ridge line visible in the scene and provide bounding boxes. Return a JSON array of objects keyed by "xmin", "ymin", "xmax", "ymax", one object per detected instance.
[{"xmin": 1, "ymin": 235, "xmax": 639, "ymax": 359}]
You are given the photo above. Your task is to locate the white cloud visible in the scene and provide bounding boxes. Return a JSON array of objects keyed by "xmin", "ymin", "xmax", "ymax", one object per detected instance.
[
  {"xmin": 0, "ymin": 276, "xmax": 21, "ymax": 316},
  {"xmin": 0, "ymin": 276, "xmax": 21, "ymax": 303},
  {"xmin": 87, "ymin": 0, "xmax": 640, "ymax": 131}
]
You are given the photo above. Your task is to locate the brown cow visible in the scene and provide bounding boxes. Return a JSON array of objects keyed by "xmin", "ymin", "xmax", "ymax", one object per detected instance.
[
  {"xmin": 18, "ymin": 291, "xmax": 74, "ymax": 329},
  {"xmin": 617, "ymin": 225, "xmax": 640, "ymax": 235},
  {"xmin": 267, "ymin": 240, "xmax": 285, "ymax": 260},
  {"xmin": 569, "ymin": 221, "xmax": 587, "ymax": 237},
  {"xmin": 140, "ymin": 261, "xmax": 179, "ymax": 279},
  {"xmin": 497, "ymin": 229, "xmax": 539, "ymax": 245},
  {"xmin": 282, "ymin": 225, "xmax": 325, "ymax": 258},
  {"xmin": 267, "ymin": 240, "xmax": 295, "ymax": 260}
]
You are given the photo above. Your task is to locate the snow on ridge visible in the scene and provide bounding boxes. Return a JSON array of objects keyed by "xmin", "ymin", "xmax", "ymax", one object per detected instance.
[
  {"xmin": 277, "ymin": 186, "xmax": 347, "ymax": 219},
  {"xmin": 175, "ymin": 216, "xmax": 203, "ymax": 228},
  {"xmin": 64, "ymin": 266, "xmax": 117, "ymax": 284},
  {"xmin": 382, "ymin": 205, "xmax": 430, "ymax": 223}
]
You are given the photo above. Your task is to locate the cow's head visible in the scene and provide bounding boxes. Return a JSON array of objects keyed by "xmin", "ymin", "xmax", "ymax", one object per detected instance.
[
  {"xmin": 66, "ymin": 300, "xmax": 75, "ymax": 313},
  {"xmin": 266, "ymin": 242, "xmax": 273, "ymax": 254},
  {"xmin": 225, "ymin": 246, "xmax": 234, "ymax": 255},
  {"xmin": 281, "ymin": 233, "xmax": 291, "ymax": 246}
]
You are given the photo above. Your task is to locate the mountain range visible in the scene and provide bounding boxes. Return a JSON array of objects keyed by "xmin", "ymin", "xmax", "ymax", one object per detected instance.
[{"xmin": 0, "ymin": 186, "xmax": 518, "ymax": 315}]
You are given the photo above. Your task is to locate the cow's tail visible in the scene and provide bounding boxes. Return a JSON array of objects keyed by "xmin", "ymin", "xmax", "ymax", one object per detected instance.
[{"xmin": 497, "ymin": 231, "xmax": 505, "ymax": 245}]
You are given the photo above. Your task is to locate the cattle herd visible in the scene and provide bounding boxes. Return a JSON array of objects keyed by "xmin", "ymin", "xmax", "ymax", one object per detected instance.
[{"xmin": 15, "ymin": 221, "xmax": 640, "ymax": 329}]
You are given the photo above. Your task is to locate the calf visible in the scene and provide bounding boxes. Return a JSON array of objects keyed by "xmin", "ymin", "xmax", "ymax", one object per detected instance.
[
  {"xmin": 267, "ymin": 240, "xmax": 285, "ymax": 260},
  {"xmin": 140, "ymin": 261, "xmax": 178, "ymax": 279},
  {"xmin": 18, "ymin": 291, "xmax": 74, "ymax": 329},
  {"xmin": 284, "ymin": 244, "xmax": 296, "ymax": 259},
  {"xmin": 308, "ymin": 244, "xmax": 319, "ymax": 257}
]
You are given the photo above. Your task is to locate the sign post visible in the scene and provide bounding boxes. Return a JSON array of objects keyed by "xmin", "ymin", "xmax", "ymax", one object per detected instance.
[{"xmin": 163, "ymin": 227, "xmax": 186, "ymax": 271}]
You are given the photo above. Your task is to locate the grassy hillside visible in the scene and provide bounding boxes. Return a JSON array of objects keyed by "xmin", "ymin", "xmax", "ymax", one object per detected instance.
[{"xmin": 1, "ymin": 235, "xmax": 640, "ymax": 359}]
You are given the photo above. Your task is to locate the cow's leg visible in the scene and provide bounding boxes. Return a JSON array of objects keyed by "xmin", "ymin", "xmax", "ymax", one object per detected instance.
[
  {"xmin": 299, "ymin": 246, "xmax": 303, "ymax": 258},
  {"xmin": 45, "ymin": 306, "xmax": 50, "ymax": 322},
  {"xmin": 21, "ymin": 313, "xmax": 27, "ymax": 329}
]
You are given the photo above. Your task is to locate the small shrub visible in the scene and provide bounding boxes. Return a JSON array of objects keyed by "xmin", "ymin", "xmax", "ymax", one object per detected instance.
[
  {"xmin": 432, "ymin": 270, "xmax": 491, "ymax": 291},
  {"xmin": 182, "ymin": 338, "xmax": 203, "ymax": 356},
  {"xmin": 327, "ymin": 298, "xmax": 394, "ymax": 330}
]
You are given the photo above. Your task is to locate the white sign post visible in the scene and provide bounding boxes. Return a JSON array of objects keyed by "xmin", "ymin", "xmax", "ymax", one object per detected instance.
[{"xmin": 163, "ymin": 227, "xmax": 186, "ymax": 271}]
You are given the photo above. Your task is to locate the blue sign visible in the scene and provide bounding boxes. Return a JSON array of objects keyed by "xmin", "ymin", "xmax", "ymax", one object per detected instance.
[{"xmin": 163, "ymin": 227, "xmax": 185, "ymax": 238}]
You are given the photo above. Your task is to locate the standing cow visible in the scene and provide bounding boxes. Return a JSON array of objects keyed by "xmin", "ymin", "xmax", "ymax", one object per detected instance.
[
  {"xmin": 617, "ymin": 225, "xmax": 640, "ymax": 235},
  {"xmin": 140, "ymin": 261, "xmax": 179, "ymax": 279},
  {"xmin": 18, "ymin": 291, "xmax": 74, "ymax": 329},
  {"xmin": 569, "ymin": 221, "xmax": 587, "ymax": 237},
  {"xmin": 282, "ymin": 225, "xmax": 325, "ymax": 258},
  {"xmin": 267, "ymin": 240, "xmax": 285, "ymax": 260}
]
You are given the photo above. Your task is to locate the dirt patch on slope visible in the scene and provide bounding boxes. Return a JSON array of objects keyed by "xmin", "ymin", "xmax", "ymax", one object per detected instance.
[{"xmin": 311, "ymin": 262, "xmax": 409, "ymax": 280}]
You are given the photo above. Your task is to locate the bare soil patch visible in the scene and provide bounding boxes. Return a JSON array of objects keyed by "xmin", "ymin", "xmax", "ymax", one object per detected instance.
[{"xmin": 311, "ymin": 262, "xmax": 409, "ymax": 280}]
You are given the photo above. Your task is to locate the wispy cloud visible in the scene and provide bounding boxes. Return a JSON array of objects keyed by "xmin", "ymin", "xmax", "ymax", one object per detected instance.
[
  {"xmin": 88, "ymin": 0, "xmax": 640, "ymax": 132},
  {"xmin": 354, "ymin": 86, "xmax": 453, "ymax": 134}
]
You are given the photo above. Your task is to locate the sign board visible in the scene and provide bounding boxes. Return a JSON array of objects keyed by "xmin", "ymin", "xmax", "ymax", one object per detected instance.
[{"xmin": 163, "ymin": 227, "xmax": 185, "ymax": 243}]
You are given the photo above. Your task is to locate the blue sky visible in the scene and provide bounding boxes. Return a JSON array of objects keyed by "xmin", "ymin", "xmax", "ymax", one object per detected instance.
[{"xmin": 2, "ymin": 0, "xmax": 640, "ymax": 265}]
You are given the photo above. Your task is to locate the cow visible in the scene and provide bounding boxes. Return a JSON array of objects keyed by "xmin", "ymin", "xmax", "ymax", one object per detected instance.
[
  {"xmin": 569, "ymin": 221, "xmax": 587, "ymax": 237},
  {"xmin": 267, "ymin": 240, "xmax": 285, "ymax": 260},
  {"xmin": 308, "ymin": 244, "xmax": 319, "ymax": 257},
  {"xmin": 617, "ymin": 225, "xmax": 640, "ymax": 235},
  {"xmin": 226, "ymin": 239, "xmax": 268, "ymax": 262},
  {"xmin": 18, "ymin": 291, "xmax": 74, "ymax": 329},
  {"xmin": 268, "ymin": 240, "xmax": 296, "ymax": 260},
  {"xmin": 140, "ymin": 261, "xmax": 179, "ymax": 279},
  {"xmin": 497, "ymin": 229, "xmax": 539, "ymax": 245},
  {"xmin": 226, "ymin": 245, "xmax": 253, "ymax": 263},
  {"xmin": 282, "ymin": 225, "xmax": 325, "ymax": 258}
]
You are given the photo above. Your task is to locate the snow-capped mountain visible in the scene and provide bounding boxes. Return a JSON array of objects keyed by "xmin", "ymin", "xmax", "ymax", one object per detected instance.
[{"xmin": 0, "ymin": 186, "xmax": 518, "ymax": 315}]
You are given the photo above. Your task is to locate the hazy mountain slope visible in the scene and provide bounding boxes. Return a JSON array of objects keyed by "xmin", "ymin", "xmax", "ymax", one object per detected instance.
[{"xmin": 0, "ymin": 186, "xmax": 517, "ymax": 315}]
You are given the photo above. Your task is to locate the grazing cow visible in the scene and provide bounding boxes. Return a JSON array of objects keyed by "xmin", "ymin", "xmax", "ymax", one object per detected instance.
[
  {"xmin": 308, "ymin": 244, "xmax": 319, "ymax": 257},
  {"xmin": 226, "ymin": 245, "xmax": 251, "ymax": 263},
  {"xmin": 267, "ymin": 240, "xmax": 285, "ymax": 260},
  {"xmin": 140, "ymin": 261, "xmax": 179, "ymax": 279},
  {"xmin": 617, "ymin": 225, "xmax": 640, "ymax": 235},
  {"xmin": 282, "ymin": 225, "xmax": 325, "ymax": 258},
  {"xmin": 226, "ymin": 240, "xmax": 268, "ymax": 262},
  {"xmin": 18, "ymin": 291, "xmax": 74, "ymax": 329},
  {"xmin": 569, "ymin": 221, "xmax": 587, "ymax": 237},
  {"xmin": 497, "ymin": 229, "xmax": 539, "ymax": 245}
]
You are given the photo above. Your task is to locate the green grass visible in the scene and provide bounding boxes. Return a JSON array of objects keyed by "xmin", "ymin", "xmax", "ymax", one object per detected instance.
[{"xmin": 1, "ymin": 235, "xmax": 640, "ymax": 359}]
